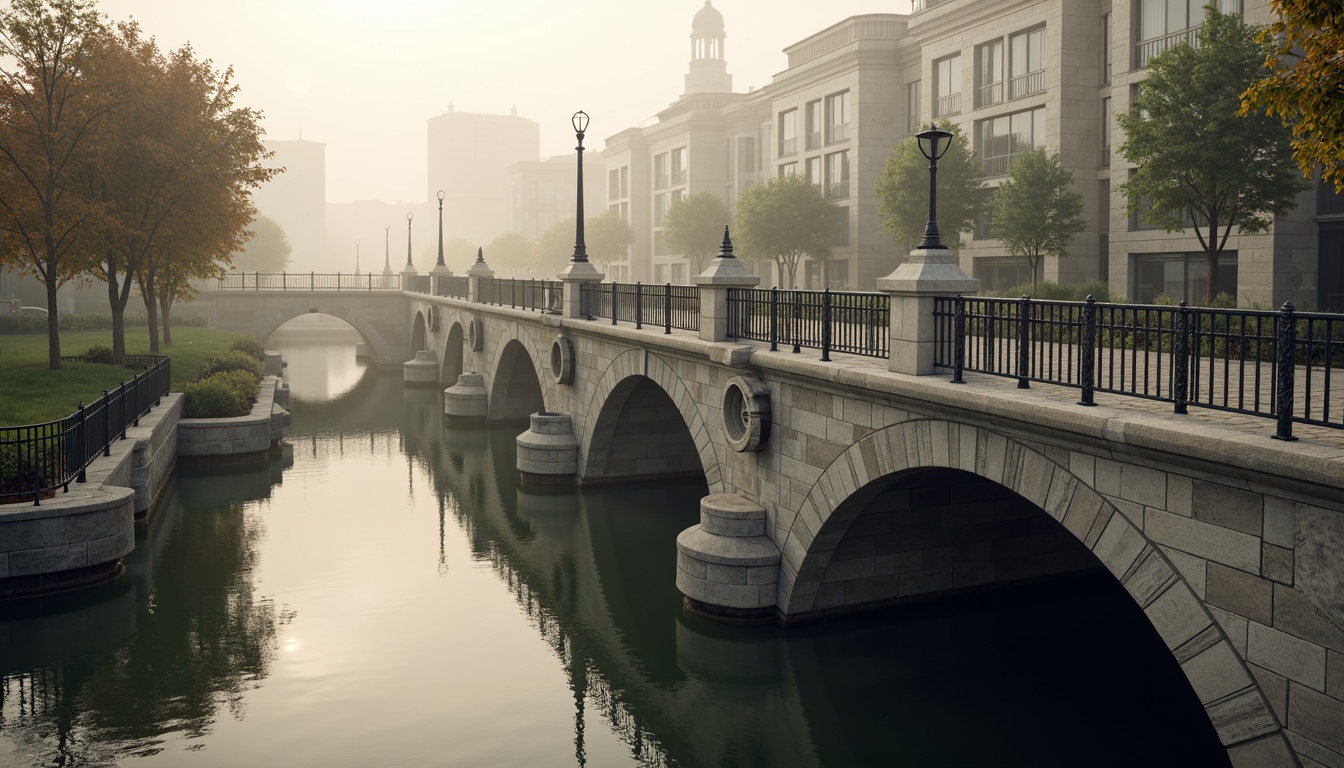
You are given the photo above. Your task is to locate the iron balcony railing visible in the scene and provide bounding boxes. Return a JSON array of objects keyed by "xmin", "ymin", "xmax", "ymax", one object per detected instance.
[
  {"xmin": 215, "ymin": 272, "xmax": 402, "ymax": 291},
  {"xmin": 933, "ymin": 295, "xmax": 1344, "ymax": 440},
  {"xmin": 1008, "ymin": 70, "xmax": 1046, "ymax": 99},
  {"xmin": 478, "ymin": 277, "xmax": 563, "ymax": 313},
  {"xmin": 2, "ymin": 355, "xmax": 172, "ymax": 505},
  {"xmin": 982, "ymin": 154, "xmax": 1012, "ymax": 177},
  {"xmin": 976, "ymin": 82, "xmax": 1003, "ymax": 109},
  {"xmin": 828, "ymin": 123, "xmax": 849, "ymax": 143},
  {"xmin": 580, "ymin": 282, "xmax": 701, "ymax": 334},
  {"xmin": 934, "ymin": 93, "xmax": 962, "ymax": 118},
  {"xmin": 779, "ymin": 137, "xmax": 798, "ymax": 156},
  {"xmin": 1135, "ymin": 27, "xmax": 1200, "ymax": 68},
  {"xmin": 727, "ymin": 288, "xmax": 890, "ymax": 361}
]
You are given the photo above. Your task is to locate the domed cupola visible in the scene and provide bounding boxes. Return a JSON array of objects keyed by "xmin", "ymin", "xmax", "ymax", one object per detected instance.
[{"xmin": 684, "ymin": 1, "xmax": 732, "ymax": 96}]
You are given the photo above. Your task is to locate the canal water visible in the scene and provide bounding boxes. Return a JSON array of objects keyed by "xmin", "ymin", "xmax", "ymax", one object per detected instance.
[{"xmin": 0, "ymin": 331, "xmax": 1231, "ymax": 767}]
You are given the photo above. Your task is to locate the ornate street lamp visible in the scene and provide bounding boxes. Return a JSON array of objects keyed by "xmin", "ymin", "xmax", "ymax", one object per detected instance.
[
  {"xmin": 405, "ymin": 212, "xmax": 415, "ymax": 269},
  {"xmin": 571, "ymin": 110, "xmax": 589, "ymax": 264},
  {"xmin": 435, "ymin": 189, "xmax": 446, "ymax": 268},
  {"xmin": 915, "ymin": 123, "xmax": 954, "ymax": 250}
]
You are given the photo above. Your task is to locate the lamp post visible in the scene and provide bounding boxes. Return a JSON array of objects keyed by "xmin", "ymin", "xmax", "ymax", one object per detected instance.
[
  {"xmin": 435, "ymin": 190, "xmax": 446, "ymax": 269},
  {"xmin": 383, "ymin": 225, "xmax": 392, "ymax": 275},
  {"xmin": 405, "ymin": 212, "xmax": 415, "ymax": 270},
  {"xmin": 354, "ymin": 240, "xmax": 360, "ymax": 274},
  {"xmin": 571, "ymin": 110, "xmax": 589, "ymax": 263},
  {"xmin": 915, "ymin": 123, "xmax": 954, "ymax": 250}
]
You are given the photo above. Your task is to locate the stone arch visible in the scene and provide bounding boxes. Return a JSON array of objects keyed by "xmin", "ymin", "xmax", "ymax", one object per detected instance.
[
  {"xmin": 580, "ymin": 349, "xmax": 721, "ymax": 492},
  {"xmin": 256, "ymin": 302, "xmax": 396, "ymax": 364},
  {"xmin": 440, "ymin": 321, "xmax": 465, "ymax": 386},
  {"xmin": 411, "ymin": 311, "xmax": 428, "ymax": 353},
  {"xmin": 485, "ymin": 322, "xmax": 551, "ymax": 424},
  {"xmin": 776, "ymin": 418, "xmax": 1285, "ymax": 762}
]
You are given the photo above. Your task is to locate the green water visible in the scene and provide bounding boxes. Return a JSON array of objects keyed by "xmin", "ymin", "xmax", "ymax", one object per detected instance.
[{"xmin": 0, "ymin": 333, "xmax": 1230, "ymax": 767}]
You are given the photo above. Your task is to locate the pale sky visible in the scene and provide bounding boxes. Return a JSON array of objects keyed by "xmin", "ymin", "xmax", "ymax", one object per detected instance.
[{"xmin": 95, "ymin": 0, "xmax": 913, "ymax": 204}]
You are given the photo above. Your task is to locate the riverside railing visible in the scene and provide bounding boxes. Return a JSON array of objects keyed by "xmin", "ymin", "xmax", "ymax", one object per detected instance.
[
  {"xmin": 437, "ymin": 275, "xmax": 471, "ymax": 299},
  {"xmin": 727, "ymin": 288, "xmax": 890, "ymax": 361},
  {"xmin": 479, "ymin": 277, "xmax": 563, "ymax": 313},
  {"xmin": 933, "ymin": 295, "xmax": 1344, "ymax": 440},
  {"xmin": 216, "ymin": 272, "xmax": 402, "ymax": 291},
  {"xmin": 579, "ymin": 282, "xmax": 701, "ymax": 333},
  {"xmin": 1, "ymin": 355, "xmax": 172, "ymax": 506}
]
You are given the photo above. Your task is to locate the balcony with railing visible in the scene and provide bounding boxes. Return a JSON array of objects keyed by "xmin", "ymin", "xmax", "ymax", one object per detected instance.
[
  {"xmin": 828, "ymin": 123, "xmax": 849, "ymax": 143},
  {"xmin": 934, "ymin": 92, "xmax": 961, "ymax": 118},
  {"xmin": 672, "ymin": 169, "xmax": 687, "ymax": 186},
  {"xmin": 827, "ymin": 180, "xmax": 850, "ymax": 199},
  {"xmin": 779, "ymin": 137, "xmax": 798, "ymax": 156},
  {"xmin": 1135, "ymin": 26, "xmax": 1200, "ymax": 68},
  {"xmin": 1008, "ymin": 70, "xmax": 1045, "ymax": 99},
  {"xmin": 975, "ymin": 82, "xmax": 1002, "ymax": 109},
  {"xmin": 806, "ymin": 131, "xmax": 821, "ymax": 150},
  {"xmin": 982, "ymin": 154, "xmax": 1012, "ymax": 177}
]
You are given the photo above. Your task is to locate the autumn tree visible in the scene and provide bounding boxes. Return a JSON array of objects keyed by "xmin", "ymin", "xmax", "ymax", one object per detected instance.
[
  {"xmin": 875, "ymin": 121, "xmax": 984, "ymax": 252},
  {"xmin": 733, "ymin": 173, "xmax": 839, "ymax": 289},
  {"xmin": 229, "ymin": 216, "xmax": 291, "ymax": 273},
  {"xmin": 585, "ymin": 210, "xmax": 634, "ymax": 274},
  {"xmin": 1119, "ymin": 5, "xmax": 1305, "ymax": 302},
  {"xmin": 0, "ymin": 0, "xmax": 110, "ymax": 368},
  {"xmin": 1241, "ymin": 1, "xmax": 1344, "ymax": 192},
  {"xmin": 662, "ymin": 191, "xmax": 728, "ymax": 276},
  {"xmin": 990, "ymin": 149, "xmax": 1086, "ymax": 289}
]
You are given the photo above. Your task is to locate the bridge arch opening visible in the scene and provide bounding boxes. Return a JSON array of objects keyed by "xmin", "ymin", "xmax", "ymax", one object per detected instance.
[
  {"xmin": 266, "ymin": 313, "xmax": 374, "ymax": 398},
  {"xmin": 440, "ymin": 322, "xmax": 464, "ymax": 386},
  {"xmin": 583, "ymin": 376, "xmax": 701, "ymax": 484},
  {"xmin": 487, "ymin": 339, "xmax": 545, "ymax": 424},
  {"xmin": 411, "ymin": 311, "xmax": 428, "ymax": 353}
]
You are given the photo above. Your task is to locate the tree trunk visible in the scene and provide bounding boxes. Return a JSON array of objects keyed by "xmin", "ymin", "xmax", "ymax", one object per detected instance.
[
  {"xmin": 1206, "ymin": 217, "xmax": 1219, "ymax": 305},
  {"xmin": 159, "ymin": 293, "xmax": 172, "ymax": 346},
  {"xmin": 45, "ymin": 270, "xmax": 60, "ymax": 370},
  {"xmin": 142, "ymin": 288, "xmax": 160, "ymax": 355},
  {"xmin": 107, "ymin": 268, "xmax": 125, "ymax": 365}
]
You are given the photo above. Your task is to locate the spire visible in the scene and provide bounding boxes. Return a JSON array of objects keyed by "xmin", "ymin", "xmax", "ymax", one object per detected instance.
[
  {"xmin": 683, "ymin": 1, "xmax": 731, "ymax": 96},
  {"xmin": 719, "ymin": 225, "xmax": 735, "ymax": 258}
]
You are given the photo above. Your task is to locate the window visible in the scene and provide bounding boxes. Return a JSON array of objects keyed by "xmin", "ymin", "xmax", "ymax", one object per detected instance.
[
  {"xmin": 806, "ymin": 156, "xmax": 822, "ymax": 187},
  {"xmin": 977, "ymin": 107, "xmax": 1045, "ymax": 176},
  {"xmin": 974, "ymin": 258, "xmax": 1033, "ymax": 292},
  {"xmin": 671, "ymin": 188, "xmax": 685, "ymax": 206},
  {"xmin": 826, "ymin": 91, "xmax": 850, "ymax": 143},
  {"xmin": 805, "ymin": 100, "xmax": 823, "ymax": 150},
  {"xmin": 976, "ymin": 40, "xmax": 1004, "ymax": 108},
  {"xmin": 975, "ymin": 189, "xmax": 997, "ymax": 240},
  {"xmin": 608, "ymin": 169, "xmax": 620, "ymax": 201},
  {"xmin": 779, "ymin": 109, "xmax": 798, "ymax": 156},
  {"xmin": 828, "ymin": 207, "xmax": 850, "ymax": 247},
  {"xmin": 778, "ymin": 162, "xmax": 798, "ymax": 178},
  {"xmin": 1136, "ymin": 0, "xmax": 1241, "ymax": 67},
  {"xmin": 934, "ymin": 55, "xmax": 962, "ymax": 117},
  {"xmin": 825, "ymin": 150, "xmax": 850, "ymax": 199},
  {"xmin": 736, "ymin": 136, "xmax": 756, "ymax": 173},
  {"xmin": 906, "ymin": 81, "xmax": 922, "ymax": 133},
  {"xmin": 654, "ymin": 192, "xmax": 669, "ymax": 227},
  {"xmin": 1009, "ymin": 27, "xmax": 1046, "ymax": 99},
  {"xmin": 653, "ymin": 154, "xmax": 669, "ymax": 190},
  {"xmin": 1132, "ymin": 252, "xmax": 1237, "ymax": 304},
  {"xmin": 805, "ymin": 259, "xmax": 849, "ymax": 289},
  {"xmin": 1101, "ymin": 13, "xmax": 1112, "ymax": 84},
  {"xmin": 1101, "ymin": 98, "xmax": 1112, "ymax": 166},
  {"xmin": 671, "ymin": 147, "xmax": 687, "ymax": 186}
]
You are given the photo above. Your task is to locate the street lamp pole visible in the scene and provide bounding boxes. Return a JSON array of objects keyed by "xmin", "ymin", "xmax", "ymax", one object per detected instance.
[
  {"xmin": 571, "ymin": 110, "xmax": 589, "ymax": 263},
  {"xmin": 355, "ymin": 240, "xmax": 360, "ymax": 274},
  {"xmin": 383, "ymin": 225, "xmax": 392, "ymax": 275},
  {"xmin": 405, "ymin": 212, "xmax": 415, "ymax": 269},
  {"xmin": 915, "ymin": 123, "xmax": 954, "ymax": 250},
  {"xmin": 435, "ymin": 190, "xmax": 446, "ymax": 268}
]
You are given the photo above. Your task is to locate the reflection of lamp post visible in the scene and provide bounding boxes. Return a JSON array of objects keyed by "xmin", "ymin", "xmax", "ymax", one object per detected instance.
[
  {"xmin": 915, "ymin": 123, "xmax": 954, "ymax": 250},
  {"xmin": 435, "ymin": 190, "xmax": 446, "ymax": 268},
  {"xmin": 570, "ymin": 110, "xmax": 589, "ymax": 263},
  {"xmin": 404, "ymin": 212, "xmax": 415, "ymax": 270},
  {"xmin": 383, "ymin": 225, "xmax": 392, "ymax": 275}
]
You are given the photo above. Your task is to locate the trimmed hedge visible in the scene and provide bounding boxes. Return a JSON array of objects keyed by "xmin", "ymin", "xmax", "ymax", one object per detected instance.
[
  {"xmin": 0, "ymin": 312, "xmax": 210, "ymax": 334},
  {"xmin": 80, "ymin": 345, "xmax": 116, "ymax": 364},
  {"xmin": 228, "ymin": 335, "xmax": 267, "ymax": 361},
  {"xmin": 183, "ymin": 370, "xmax": 260, "ymax": 419},
  {"xmin": 197, "ymin": 350, "xmax": 263, "ymax": 382}
]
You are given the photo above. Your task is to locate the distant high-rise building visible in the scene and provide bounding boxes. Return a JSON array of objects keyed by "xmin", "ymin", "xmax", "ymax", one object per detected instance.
[
  {"xmin": 427, "ymin": 106, "xmax": 540, "ymax": 245},
  {"xmin": 253, "ymin": 138, "xmax": 326, "ymax": 272}
]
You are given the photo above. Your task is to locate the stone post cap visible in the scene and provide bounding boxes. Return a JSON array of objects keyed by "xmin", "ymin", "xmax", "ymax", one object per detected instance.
[
  {"xmin": 400, "ymin": 267, "xmax": 418, "ymax": 277},
  {"xmin": 431, "ymin": 263, "xmax": 453, "ymax": 275},
  {"xmin": 693, "ymin": 257, "xmax": 760, "ymax": 287},
  {"xmin": 557, "ymin": 260, "xmax": 604, "ymax": 283},
  {"xmin": 466, "ymin": 261, "xmax": 494, "ymax": 278},
  {"xmin": 876, "ymin": 247, "xmax": 980, "ymax": 295}
]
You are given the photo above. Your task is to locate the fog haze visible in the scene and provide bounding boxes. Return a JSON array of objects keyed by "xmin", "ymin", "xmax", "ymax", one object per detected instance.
[{"xmin": 95, "ymin": 0, "xmax": 913, "ymax": 204}]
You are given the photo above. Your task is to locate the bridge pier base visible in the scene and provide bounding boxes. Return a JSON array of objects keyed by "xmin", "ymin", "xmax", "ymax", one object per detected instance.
[
  {"xmin": 676, "ymin": 493, "xmax": 781, "ymax": 624},
  {"xmin": 403, "ymin": 350, "xmax": 439, "ymax": 387},
  {"xmin": 443, "ymin": 372, "xmax": 488, "ymax": 425},
  {"xmin": 516, "ymin": 412, "xmax": 579, "ymax": 485}
]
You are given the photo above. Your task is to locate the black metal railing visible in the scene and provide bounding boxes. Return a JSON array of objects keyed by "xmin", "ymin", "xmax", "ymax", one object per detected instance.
[
  {"xmin": 727, "ymin": 288, "xmax": 889, "ymax": 361},
  {"xmin": 933, "ymin": 295, "xmax": 1344, "ymax": 439},
  {"xmin": 580, "ymin": 282, "xmax": 701, "ymax": 333},
  {"xmin": 215, "ymin": 272, "xmax": 402, "ymax": 291},
  {"xmin": 1, "ymin": 355, "xmax": 172, "ymax": 506},
  {"xmin": 405, "ymin": 274, "xmax": 432, "ymax": 294},
  {"xmin": 438, "ymin": 275, "xmax": 471, "ymax": 299},
  {"xmin": 479, "ymin": 278, "xmax": 563, "ymax": 313}
]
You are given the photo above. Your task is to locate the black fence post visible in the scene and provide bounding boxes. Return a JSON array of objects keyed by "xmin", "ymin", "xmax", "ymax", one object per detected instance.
[
  {"xmin": 102, "ymin": 390, "xmax": 111, "ymax": 456},
  {"xmin": 769, "ymin": 287, "xmax": 779, "ymax": 352},
  {"xmin": 132, "ymin": 372, "xmax": 141, "ymax": 427},
  {"xmin": 76, "ymin": 402, "xmax": 87, "ymax": 484},
  {"xmin": 635, "ymin": 282, "xmax": 643, "ymax": 329},
  {"xmin": 611, "ymin": 282, "xmax": 618, "ymax": 326},
  {"xmin": 1174, "ymin": 302, "xmax": 1190, "ymax": 414},
  {"xmin": 1273, "ymin": 301, "xmax": 1298, "ymax": 441},
  {"xmin": 821, "ymin": 288, "xmax": 832, "ymax": 362},
  {"xmin": 1016, "ymin": 295, "xmax": 1031, "ymax": 389},
  {"xmin": 952, "ymin": 295, "xmax": 967, "ymax": 384},
  {"xmin": 118, "ymin": 381, "xmax": 128, "ymax": 439},
  {"xmin": 664, "ymin": 283, "xmax": 672, "ymax": 334},
  {"xmin": 311, "ymin": 271, "xmax": 315, "ymax": 291},
  {"xmin": 791, "ymin": 293, "xmax": 802, "ymax": 354},
  {"xmin": 1078, "ymin": 295, "xmax": 1097, "ymax": 406}
]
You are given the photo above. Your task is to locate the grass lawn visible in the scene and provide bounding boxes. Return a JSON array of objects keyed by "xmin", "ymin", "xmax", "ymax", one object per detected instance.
[{"xmin": 0, "ymin": 328, "xmax": 252, "ymax": 425}]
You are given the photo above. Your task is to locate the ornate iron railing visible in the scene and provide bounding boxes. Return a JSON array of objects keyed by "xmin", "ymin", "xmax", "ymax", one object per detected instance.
[
  {"xmin": 580, "ymin": 282, "xmax": 700, "ymax": 333},
  {"xmin": 2, "ymin": 355, "xmax": 172, "ymax": 505},
  {"xmin": 215, "ymin": 272, "xmax": 401, "ymax": 290},
  {"xmin": 933, "ymin": 295, "xmax": 1344, "ymax": 439},
  {"xmin": 727, "ymin": 288, "xmax": 889, "ymax": 361},
  {"xmin": 479, "ymin": 278, "xmax": 562, "ymax": 313}
]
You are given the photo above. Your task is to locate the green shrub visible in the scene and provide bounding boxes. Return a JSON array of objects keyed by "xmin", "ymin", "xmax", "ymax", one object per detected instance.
[
  {"xmin": 228, "ymin": 335, "xmax": 267, "ymax": 361},
  {"xmin": 183, "ymin": 371, "xmax": 259, "ymax": 418},
  {"xmin": 992, "ymin": 280, "xmax": 1113, "ymax": 302},
  {"xmin": 197, "ymin": 350, "xmax": 263, "ymax": 382},
  {"xmin": 80, "ymin": 345, "xmax": 116, "ymax": 364}
]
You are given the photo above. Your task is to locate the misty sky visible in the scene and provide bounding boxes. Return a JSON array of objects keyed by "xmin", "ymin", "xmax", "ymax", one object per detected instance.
[{"xmin": 95, "ymin": 0, "xmax": 913, "ymax": 205}]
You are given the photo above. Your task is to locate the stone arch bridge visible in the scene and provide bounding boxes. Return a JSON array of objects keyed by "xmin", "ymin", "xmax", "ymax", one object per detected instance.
[{"xmin": 205, "ymin": 255, "xmax": 1344, "ymax": 768}]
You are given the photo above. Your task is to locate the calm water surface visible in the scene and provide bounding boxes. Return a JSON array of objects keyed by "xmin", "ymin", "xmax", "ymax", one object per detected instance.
[{"xmin": 0, "ymin": 331, "xmax": 1230, "ymax": 767}]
